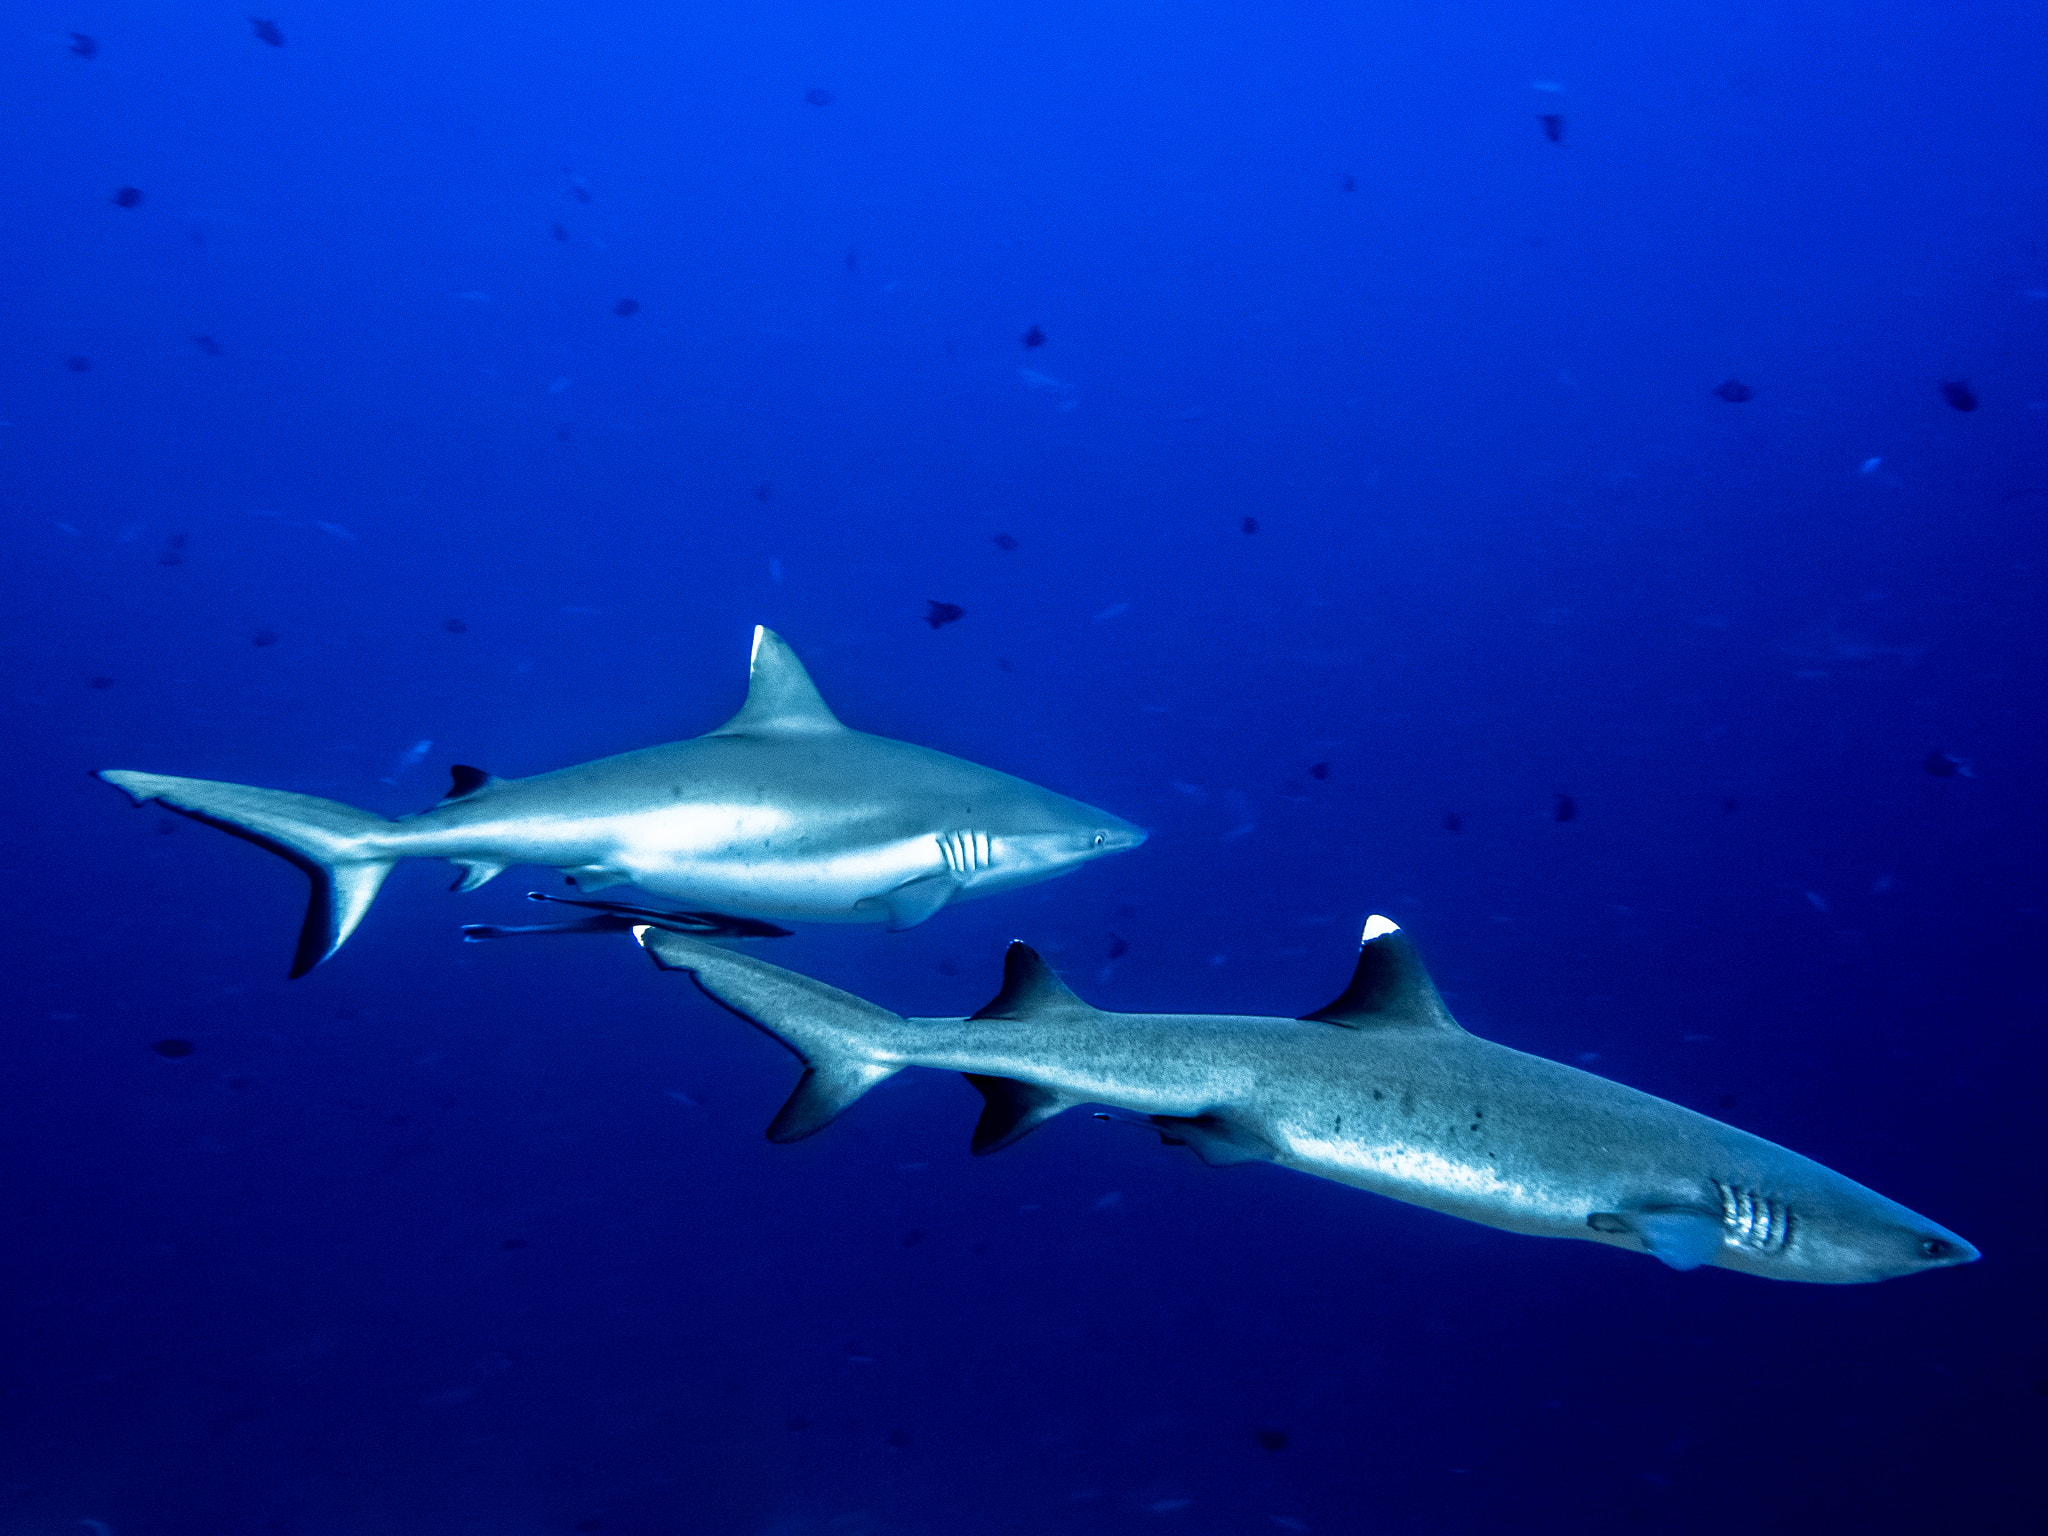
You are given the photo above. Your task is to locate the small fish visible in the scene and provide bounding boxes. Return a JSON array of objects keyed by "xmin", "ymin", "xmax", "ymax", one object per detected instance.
[
  {"xmin": 442, "ymin": 618, "xmax": 467, "ymax": 634},
  {"xmin": 547, "ymin": 376, "xmax": 573, "ymax": 394},
  {"xmin": 1859, "ymin": 456, "xmax": 1882, "ymax": 474},
  {"xmin": 992, "ymin": 532, "xmax": 1018, "ymax": 550},
  {"xmin": 924, "ymin": 600, "xmax": 965, "ymax": 630},
  {"xmin": 194, "ymin": 335, "xmax": 224, "ymax": 356},
  {"xmin": 1018, "ymin": 368, "xmax": 1067, "ymax": 390},
  {"xmin": 65, "ymin": 356, "xmax": 92, "ymax": 372},
  {"xmin": 1938, "ymin": 380, "xmax": 1977, "ymax": 412},
  {"xmin": 251, "ymin": 628, "xmax": 279, "ymax": 647},
  {"xmin": 1340, "ymin": 174, "xmax": 1356, "ymax": 192},
  {"xmin": 549, "ymin": 222, "xmax": 567, "ymax": 241},
  {"xmin": 249, "ymin": 17, "xmax": 285, "ymax": 46},
  {"xmin": 382, "ymin": 739, "xmax": 433, "ymax": 785},
  {"xmin": 111, "ymin": 187, "xmax": 143, "ymax": 208},
  {"xmin": 1093, "ymin": 601, "xmax": 1129, "ymax": 621},
  {"xmin": 1923, "ymin": 749, "xmax": 1973, "ymax": 778},
  {"xmin": 613, "ymin": 298, "xmax": 641, "ymax": 317},
  {"xmin": 1022, "ymin": 324, "xmax": 1046, "ymax": 348},
  {"xmin": 1552, "ymin": 793, "xmax": 1577, "ymax": 823},
  {"xmin": 1308, "ymin": 762, "xmax": 1330, "ymax": 781},
  {"xmin": 69, "ymin": 33, "xmax": 98, "ymax": 58},
  {"xmin": 1242, "ymin": 516, "xmax": 1259, "ymax": 534},
  {"xmin": 1712, "ymin": 379, "xmax": 1753, "ymax": 403},
  {"xmin": 1442, "ymin": 812, "xmax": 1462, "ymax": 832},
  {"xmin": 1537, "ymin": 114, "xmax": 1565, "ymax": 144},
  {"xmin": 805, "ymin": 87, "xmax": 834, "ymax": 106},
  {"xmin": 151, "ymin": 1038, "xmax": 195, "ymax": 1058},
  {"xmin": 314, "ymin": 520, "xmax": 354, "ymax": 540}
]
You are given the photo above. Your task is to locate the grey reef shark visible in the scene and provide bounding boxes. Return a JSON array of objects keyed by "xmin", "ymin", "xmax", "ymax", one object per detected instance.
[
  {"xmin": 633, "ymin": 916, "xmax": 1978, "ymax": 1284},
  {"xmin": 96, "ymin": 626, "xmax": 1145, "ymax": 976}
]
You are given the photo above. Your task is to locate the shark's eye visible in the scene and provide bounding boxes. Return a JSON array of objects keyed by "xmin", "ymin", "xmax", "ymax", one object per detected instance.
[
  {"xmin": 1092, "ymin": 832, "xmax": 1106, "ymax": 847},
  {"xmin": 1920, "ymin": 1238, "xmax": 1954, "ymax": 1260}
]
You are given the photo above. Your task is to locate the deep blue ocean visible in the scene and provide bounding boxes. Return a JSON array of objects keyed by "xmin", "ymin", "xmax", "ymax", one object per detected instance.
[{"xmin": 6, "ymin": 3, "xmax": 2044, "ymax": 1531}]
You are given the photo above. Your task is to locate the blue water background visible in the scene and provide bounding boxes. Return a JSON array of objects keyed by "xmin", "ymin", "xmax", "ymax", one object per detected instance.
[{"xmin": 5, "ymin": 2, "xmax": 2044, "ymax": 1531}]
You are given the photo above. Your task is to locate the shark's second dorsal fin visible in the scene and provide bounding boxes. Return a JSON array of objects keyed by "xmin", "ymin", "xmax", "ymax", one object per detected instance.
[
  {"xmin": 1301, "ymin": 916, "xmax": 1465, "ymax": 1033},
  {"xmin": 711, "ymin": 626, "xmax": 843, "ymax": 737},
  {"xmin": 971, "ymin": 942, "xmax": 1092, "ymax": 1021}
]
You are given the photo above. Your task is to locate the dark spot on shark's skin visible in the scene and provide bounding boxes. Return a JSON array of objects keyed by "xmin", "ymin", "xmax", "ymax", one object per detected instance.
[
  {"xmin": 613, "ymin": 298, "xmax": 640, "ymax": 317},
  {"xmin": 1712, "ymin": 379, "xmax": 1753, "ymax": 403},
  {"xmin": 925, "ymin": 600, "xmax": 964, "ymax": 630},
  {"xmin": 1255, "ymin": 1428, "xmax": 1289, "ymax": 1451},
  {"xmin": 1537, "ymin": 113, "xmax": 1565, "ymax": 143},
  {"xmin": 1372, "ymin": 1089, "xmax": 1384, "ymax": 1101},
  {"xmin": 249, "ymin": 17, "xmax": 285, "ymax": 46},
  {"xmin": 70, "ymin": 32, "xmax": 98, "ymax": 58},
  {"xmin": 1939, "ymin": 380, "xmax": 1977, "ymax": 412},
  {"xmin": 1553, "ymin": 792, "xmax": 1576, "ymax": 822},
  {"xmin": 112, "ymin": 186, "xmax": 143, "ymax": 208},
  {"xmin": 993, "ymin": 532, "xmax": 1018, "ymax": 550},
  {"xmin": 1400, "ymin": 1092, "xmax": 1415, "ymax": 1115},
  {"xmin": 1022, "ymin": 325, "xmax": 1045, "ymax": 348},
  {"xmin": 151, "ymin": 1038, "xmax": 195, "ymax": 1058}
]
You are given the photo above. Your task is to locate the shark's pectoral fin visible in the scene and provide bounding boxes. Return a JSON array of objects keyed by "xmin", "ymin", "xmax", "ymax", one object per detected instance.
[
  {"xmin": 449, "ymin": 860, "xmax": 506, "ymax": 893},
  {"xmin": 768, "ymin": 1056, "xmax": 903, "ymax": 1143},
  {"xmin": 562, "ymin": 865, "xmax": 633, "ymax": 893},
  {"xmin": 1588, "ymin": 1207, "xmax": 1726, "ymax": 1271},
  {"xmin": 857, "ymin": 873, "xmax": 959, "ymax": 931},
  {"xmin": 1151, "ymin": 1112, "xmax": 1276, "ymax": 1168},
  {"xmin": 964, "ymin": 1074, "xmax": 1078, "ymax": 1154}
]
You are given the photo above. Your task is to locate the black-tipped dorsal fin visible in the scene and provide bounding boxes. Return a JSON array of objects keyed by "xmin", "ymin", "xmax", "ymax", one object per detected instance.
[
  {"xmin": 971, "ymin": 942, "xmax": 1092, "ymax": 1021},
  {"xmin": 441, "ymin": 764, "xmax": 497, "ymax": 802},
  {"xmin": 711, "ymin": 625, "xmax": 843, "ymax": 736},
  {"xmin": 1301, "ymin": 916, "xmax": 1464, "ymax": 1032}
]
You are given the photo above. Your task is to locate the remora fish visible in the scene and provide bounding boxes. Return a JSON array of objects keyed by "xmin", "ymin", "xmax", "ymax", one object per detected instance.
[
  {"xmin": 634, "ymin": 917, "xmax": 1977, "ymax": 1284},
  {"xmin": 97, "ymin": 626, "xmax": 1145, "ymax": 976}
]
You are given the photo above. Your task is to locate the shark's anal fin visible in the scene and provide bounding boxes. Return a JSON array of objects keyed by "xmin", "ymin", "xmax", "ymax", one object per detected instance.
[
  {"xmin": 1588, "ymin": 1207, "xmax": 1727, "ymax": 1270},
  {"xmin": 971, "ymin": 941, "xmax": 1092, "ymax": 1020},
  {"xmin": 964, "ymin": 1074, "xmax": 1076, "ymax": 1154},
  {"xmin": 856, "ymin": 872, "xmax": 958, "ymax": 931},
  {"xmin": 449, "ymin": 860, "xmax": 506, "ymax": 893},
  {"xmin": 710, "ymin": 626, "xmax": 844, "ymax": 737},
  {"xmin": 1301, "ymin": 916, "xmax": 1464, "ymax": 1033},
  {"xmin": 562, "ymin": 865, "xmax": 633, "ymax": 892},
  {"xmin": 1151, "ymin": 1112, "xmax": 1276, "ymax": 1168},
  {"xmin": 769, "ymin": 1058, "xmax": 901, "ymax": 1143}
]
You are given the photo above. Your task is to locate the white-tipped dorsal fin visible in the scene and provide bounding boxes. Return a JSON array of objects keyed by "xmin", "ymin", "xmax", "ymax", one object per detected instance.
[
  {"xmin": 971, "ymin": 942, "xmax": 1093, "ymax": 1021},
  {"xmin": 1300, "ymin": 914, "xmax": 1464, "ymax": 1032},
  {"xmin": 711, "ymin": 625, "xmax": 843, "ymax": 737}
]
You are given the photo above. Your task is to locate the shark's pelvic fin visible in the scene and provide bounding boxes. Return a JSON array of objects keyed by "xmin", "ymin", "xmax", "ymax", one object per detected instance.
[
  {"xmin": 562, "ymin": 865, "xmax": 633, "ymax": 892},
  {"xmin": 1588, "ymin": 1207, "xmax": 1727, "ymax": 1271},
  {"xmin": 856, "ymin": 872, "xmax": 959, "ymax": 931},
  {"xmin": 95, "ymin": 770, "xmax": 396, "ymax": 977},
  {"xmin": 971, "ymin": 942, "xmax": 1093, "ymax": 1021},
  {"xmin": 964, "ymin": 1074, "xmax": 1078, "ymax": 1154},
  {"xmin": 1300, "ymin": 916, "xmax": 1464, "ymax": 1033},
  {"xmin": 449, "ymin": 860, "xmax": 506, "ymax": 893},
  {"xmin": 712, "ymin": 626, "xmax": 844, "ymax": 737},
  {"xmin": 1151, "ymin": 1112, "xmax": 1277, "ymax": 1167}
]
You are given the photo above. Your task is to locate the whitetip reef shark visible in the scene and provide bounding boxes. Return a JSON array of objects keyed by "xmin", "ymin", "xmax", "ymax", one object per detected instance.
[
  {"xmin": 632, "ymin": 916, "xmax": 1977, "ymax": 1284},
  {"xmin": 96, "ymin": 626, "xmax": 1145, "ymax": 976}
]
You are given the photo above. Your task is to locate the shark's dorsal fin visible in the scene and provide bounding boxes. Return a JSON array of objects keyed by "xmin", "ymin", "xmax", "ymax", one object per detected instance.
[
  {"xmin": 711, "ymin": 626, "xmax": 844, "ymax": 737},
  {"xmin": 971, "ymin": 942, "xmax": 1092, "ymax": 1021},
  {"xmin": 1301, "ymin": 916, "xmax": 1464, "ymax": 1033},
  {"xmin": 442, "ymin": 764, "xmax": 496, "ymax": 801}
]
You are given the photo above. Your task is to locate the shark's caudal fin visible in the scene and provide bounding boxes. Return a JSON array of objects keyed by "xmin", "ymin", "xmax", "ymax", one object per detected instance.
[
  {"xmin": 637, "ymin": 927, "xmax": 905, "ymax": 1141},
  {"xmin": 1300, "ymin": 915, "xmax": 1465, "ymax": 1033},
  {"xmin": 710, "ymin": 626, "xmax": 844, "ymax": 737},
  {"xmin": 95, "ymin": 770, "xmax": 396, "ymax": 977}
]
